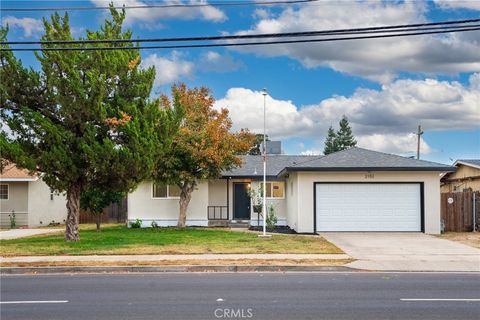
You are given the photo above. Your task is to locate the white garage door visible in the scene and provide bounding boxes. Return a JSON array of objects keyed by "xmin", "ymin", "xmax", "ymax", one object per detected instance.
[{"xmin": 315, "ymin": 183, "xmax": 421, "ymax": 232}]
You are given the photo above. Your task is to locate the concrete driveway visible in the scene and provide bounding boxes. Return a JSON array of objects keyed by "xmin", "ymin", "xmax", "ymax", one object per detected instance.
[
  {"xmin": 322, "ymin": 232, "xmax": 480, "ymax": 272},
  {"xmin": 0, "ymin": 228, "xmax": 62, "ymax": 240}
]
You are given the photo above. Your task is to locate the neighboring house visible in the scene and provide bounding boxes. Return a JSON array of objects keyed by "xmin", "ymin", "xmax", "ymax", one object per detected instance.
[
  {"xmin": 440, "ymin": 159, "xmax": 480, "ymax": 192},
  {"xmin": 0, "ymin": 163, "xmax": 67, "ymax": 228},
  {"xmin": 128, "ymin": 147, "xmax": 455, "ymax": 234}
]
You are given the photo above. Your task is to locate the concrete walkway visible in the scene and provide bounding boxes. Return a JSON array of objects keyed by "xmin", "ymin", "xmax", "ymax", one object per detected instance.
[
  {"xmin": 0, "ymin": 228, "xmax": 63, "ymax": 240},
  {"xmin": 322, "ymin": 232, "xmax": 480, "ymax": 272},
  {"xmin": 0, "ymin": 253, "xmax": 350, "ymax": 264}
]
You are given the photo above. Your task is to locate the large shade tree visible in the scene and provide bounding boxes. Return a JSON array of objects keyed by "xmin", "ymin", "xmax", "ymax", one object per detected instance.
[
  {"xmin": 154, "ymin": 83, "xmax": 254, "ymax": 227},
  {"xmin": 0, "ymin": 8, "xmax": 171, "ymax": 240}
]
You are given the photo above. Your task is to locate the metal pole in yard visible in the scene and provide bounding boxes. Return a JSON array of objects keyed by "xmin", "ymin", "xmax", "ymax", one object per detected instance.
[{"xmin": 262, "ymin": 88, "xmax": 267, "ymax": 237}]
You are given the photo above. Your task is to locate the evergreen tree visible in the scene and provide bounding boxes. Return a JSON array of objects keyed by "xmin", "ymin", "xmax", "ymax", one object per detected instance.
[
  {"xmin": 0, "ymin": 8, "xmax": 170, "ymax": 241},
  {"xmin": 248, "ymin": 134, "xmax": 269, "ymax": 155},
  {"xmin": 323, "ymin": 126, "xmax": 338, "ymax": 155},
  {"xmin": 336, "ymin": 116, "xmax": 357, "ymax": 150}
]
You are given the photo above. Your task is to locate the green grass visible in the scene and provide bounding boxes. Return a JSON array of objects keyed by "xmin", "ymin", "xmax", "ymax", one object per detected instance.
[{"xmin": 0, "ymin": 224, "xmax": 342, "ymax": 256}]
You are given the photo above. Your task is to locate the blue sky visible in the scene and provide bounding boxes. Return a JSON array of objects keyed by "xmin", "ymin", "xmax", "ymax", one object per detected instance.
[{"xmin": 2, "ymin": 0, "xmax": 479, "ymax": 164}]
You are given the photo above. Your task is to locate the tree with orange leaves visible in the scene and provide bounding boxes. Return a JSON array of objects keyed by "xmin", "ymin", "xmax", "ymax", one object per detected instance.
[{"xmin": 154, "ymin": 83, "xmax": 254, "ymax": 227}]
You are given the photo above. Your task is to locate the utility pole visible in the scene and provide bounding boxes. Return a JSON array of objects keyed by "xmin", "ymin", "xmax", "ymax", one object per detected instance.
[{"xmin": 416, "ymin": 125, "xmax": 423, "ymax": 160}]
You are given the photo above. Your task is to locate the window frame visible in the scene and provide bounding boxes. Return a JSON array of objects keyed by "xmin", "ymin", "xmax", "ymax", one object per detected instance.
[
  {"xmin": 152, "ymin": 182, "xmax": 181, "ymax": 199},
  {"xmin": 0, "ymin": 184, "xmax": 9, "ymax": 200},
  {"xmin": 260, "ymin": 181, "xmax": 285, "ymax": 200}
]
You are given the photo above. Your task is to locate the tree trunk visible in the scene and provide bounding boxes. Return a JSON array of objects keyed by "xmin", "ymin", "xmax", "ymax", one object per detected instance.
[
  {"xmin": 65, "ymin": 182, "xmax": 82, "ymax": 241},
  {"xmin": 95, "ymin": 212, "xmax": 101, "ymax": 232},
  {"xmin": 177, "ymin": 182, "xmax": 195, "ymax": 228}
]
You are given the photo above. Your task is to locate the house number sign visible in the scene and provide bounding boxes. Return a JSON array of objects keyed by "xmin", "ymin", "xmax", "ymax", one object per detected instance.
[
  {"xmin": 447, "ymin": 197, "xmax": 454, "ymax": 204},
  {"xmin": 364, "ymin": 173, "xmax": 375, "ymax": 179}
]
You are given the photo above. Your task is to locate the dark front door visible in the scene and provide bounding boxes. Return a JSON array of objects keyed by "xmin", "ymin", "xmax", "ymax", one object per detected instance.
[{"xmin": 233, "ymin": 183, "xmax": 251, "ymax": 220}]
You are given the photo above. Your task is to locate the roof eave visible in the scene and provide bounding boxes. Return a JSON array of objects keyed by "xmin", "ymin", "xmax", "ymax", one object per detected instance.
[
  {"xmin": 454, "ymin": 160, "xmax": 480, "ymax": 170},
  {"xmin": 221, "ymin": 175, "xmax": 279, "ymax": 180},
  {"xmin": 282, "ymin": 166, "xmax": 457, "ymax": 173},
  {"xmin": 0, "ymin": 177, "xmax": 39, "ymax": 182}
]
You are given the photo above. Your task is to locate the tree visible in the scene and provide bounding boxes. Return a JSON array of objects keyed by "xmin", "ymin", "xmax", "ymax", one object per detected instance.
[
  {"xmin": 323, "ymin": 116, "xmax": 357, "ymax": 155},
  {"xmin": 155, "ymin": 83, "xmax": 255, "ymax": 227},
  {"xmin": 80, "ymin": 189, "xmax": 125, "ymax": 231},
  {"xmin": 336, "ymin": 116, "xmax": 357, "ymax": 150},
  {"xmin": 248, "ymin": 133, "xmax": 269, "ymax": 155},
  {"xmin": 323, "ymin": 126, "xmax": 338, "ymax": 155},
  {"xmin": 0, "ymin": 8, "xmax": 169, "ymax": 241}
]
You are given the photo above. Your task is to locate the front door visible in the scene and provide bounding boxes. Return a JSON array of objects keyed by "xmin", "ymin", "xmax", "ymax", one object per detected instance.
[{"xmin": 233, "ymin": 183, "xmax": 251, "ymax": 220}]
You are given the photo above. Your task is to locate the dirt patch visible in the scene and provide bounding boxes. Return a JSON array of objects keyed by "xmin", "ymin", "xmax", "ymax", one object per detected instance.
[
  {"xmin": 1, "ymin": 259, "xmax": 353, "ymax": 268},
  {"xmin": 436, "ymin": 232, "xmax": 480, "ymax": 249}
]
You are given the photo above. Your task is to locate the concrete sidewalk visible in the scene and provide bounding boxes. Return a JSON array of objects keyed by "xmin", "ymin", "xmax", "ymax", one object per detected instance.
[
  {"xmin": 0, "ymin": 228, "xmax": 63, "ymax": 240},
  {"xmin": 0, "ymin": 253, "xmax": 350, "ymax": 264}
]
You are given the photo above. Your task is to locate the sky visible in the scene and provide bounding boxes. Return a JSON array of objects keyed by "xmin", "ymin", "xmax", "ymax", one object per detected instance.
[{"xmin": 1, "ymin": 0, "xmax": 479, "ymax": 164}]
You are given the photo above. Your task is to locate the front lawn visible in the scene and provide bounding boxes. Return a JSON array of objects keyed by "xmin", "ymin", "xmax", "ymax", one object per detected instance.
[{"xmin": 0, "ymin": 224, "xmax": 342, "ymax": 256}]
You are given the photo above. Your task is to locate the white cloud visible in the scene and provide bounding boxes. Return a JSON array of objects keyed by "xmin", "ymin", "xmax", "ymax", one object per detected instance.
[
  {"xmin": 90, "ymin": 0, "xmax": 226, "ymax": 29},
  {"xmin": 215, "ymin": 74, "xmax": 480, "ymax": 154},
  {"xmin": 357, "ymin": 133, "xmax": 431, "ymax": 155},
  {"xmin": 2, "ymin": 16, "xmax": 43, "ymax": 37},
  {"xmin": 301, "ymin": 149, "xmax": 322, "ymax": 156},
  {"xmin": 434, "ymin": 0, "xmax": 480, "ymax": 10},
  {"xmin": 233, "ymin": 1, "xmax": 480, "ymax": 83},
  {"xmin": 141, "ymin": 51, "xmax": 195, "ymax": 86},
  {"xmin": 198, "ymin": 51, "xmax": 243, "ymax": 73}
]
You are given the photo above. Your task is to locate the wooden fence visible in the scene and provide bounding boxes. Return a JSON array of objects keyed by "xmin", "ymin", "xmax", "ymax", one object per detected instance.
[
  {"xmin": 441, "ymin": 192, "xmax": 479, "ymax": 232},
  {"xmin": 79, "ymin": 197, "xmax": 128, "ymax": 224}
]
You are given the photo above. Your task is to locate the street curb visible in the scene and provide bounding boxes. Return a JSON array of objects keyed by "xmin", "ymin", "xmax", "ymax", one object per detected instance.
[{"xmin": 0, "ymin": 265, "xmax": 356, "ymax": 274}]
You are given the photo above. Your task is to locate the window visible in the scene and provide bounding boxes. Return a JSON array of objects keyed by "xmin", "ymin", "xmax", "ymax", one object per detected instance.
[
  {"xmin": 260, "ymin": 181, "xmax": 285, "ymax": 199},
  {"xmin": 0, "ymin": 184, "xmax": 8, "ymax": 200},
  {"xmin": 152, "ymin": 183, "xmax": 181, "ymax": 198}
]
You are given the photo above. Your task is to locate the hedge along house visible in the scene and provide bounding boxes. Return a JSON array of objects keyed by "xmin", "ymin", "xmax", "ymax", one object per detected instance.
[
  {"xmin": 127, "ymin": 147, "xmax": 455, "ymax": 234},
  {"xmin": 0, "ymin": 163, "xmax": 67, "ymax": 228}
]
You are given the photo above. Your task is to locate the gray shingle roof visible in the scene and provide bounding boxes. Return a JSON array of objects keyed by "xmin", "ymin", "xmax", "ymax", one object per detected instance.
[
  {"xmin": 222, "ymin": 147, "xmax": 455, "ymax": 178},
  {"xmin": 457, "ymin": 159, "xmax": 480, "ymax": 168},
  {"xmin": 282, "ymin": 147, "xmax": 455, "ymax": 173},
  {"xmin": 222, "ymin": 155, "xmax": 317, "ymax": 177}
]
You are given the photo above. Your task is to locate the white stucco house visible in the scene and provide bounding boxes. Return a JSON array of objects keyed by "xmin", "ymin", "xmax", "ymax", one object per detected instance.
[
  {"xmin": 128, "ymin": 147, "xmax": 455, "ymax": 234},
  {"xmin": 0, "ymin": 163, "xmax": 67, "ymax": 228}
]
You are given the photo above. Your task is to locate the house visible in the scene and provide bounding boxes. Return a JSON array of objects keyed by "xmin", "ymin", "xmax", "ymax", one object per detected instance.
[
  {"xmin": 128, "ymin": 147, "xmax": 455, "ymax": 234},
  {"xmin": 440, "ymin": 159, "xmax": 480, "ymax": 192},
  {"xmin": 0, "ymin": 163, "xmax": 67, "ymax": 228}
]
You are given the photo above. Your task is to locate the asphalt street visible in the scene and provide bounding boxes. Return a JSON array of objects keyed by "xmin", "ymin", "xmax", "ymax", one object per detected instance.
[{"xmin": 1, "ymin": 272, "xmax": 479, "ymax": 320}]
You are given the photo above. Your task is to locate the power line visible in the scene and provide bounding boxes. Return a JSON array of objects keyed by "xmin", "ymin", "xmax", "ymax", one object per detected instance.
[
  {"xmin": 2, "ymin": 27, "xmax": 478, "ymax": 52},
  {"xmin": 3, "ymin": 18, "xmax": 479, "ymax": 46},
  {"xmin": 0, "ymin": 0, "xmax": 318, "ymax": 12}
]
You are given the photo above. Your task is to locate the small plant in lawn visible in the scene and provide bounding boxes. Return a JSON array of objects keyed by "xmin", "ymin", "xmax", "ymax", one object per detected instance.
[
  {"xmin": 130, "ymin": 218, "xmax": 142, "ymax": 228},
  {"xmin": 266, "ymin": 204, "xmax": 277, "ymax": 230},
  {"xmin": 151, "ymin": 220, "xmax": 159, "ymax": 228},
  {"xmin": 8, "ymin": 210, "xmax": 16, "ymax": 229}
]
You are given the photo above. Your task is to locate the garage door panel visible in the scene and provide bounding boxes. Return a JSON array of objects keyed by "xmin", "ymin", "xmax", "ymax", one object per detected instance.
[{"xmin": 316, "ymin": 183, "xmax": 421, "ymax": 232}]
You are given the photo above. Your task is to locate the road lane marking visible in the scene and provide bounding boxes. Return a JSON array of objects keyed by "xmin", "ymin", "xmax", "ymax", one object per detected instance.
[
  {"xmin": 401, "ymin": 299, "xmax": 480, "ymax": 302},
  {"xmin": 0, "ymin": 300, "xmax": 69, "ymax": 304}
]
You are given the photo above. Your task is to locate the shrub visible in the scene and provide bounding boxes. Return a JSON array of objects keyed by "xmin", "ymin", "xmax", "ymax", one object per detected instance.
[
  {"xmin": 151, "ymin": 220, "xmax": 159, "ymax": 228},
  {"xmin": 8, "ymin": 210, "xmax": 16, "ymax": 229},
  {"xmin": 130, "ymin": 218, "xmax": 142, "ymax": 228},
  {"xmin": 266, "ymin": 205, "xmax": 277, "ymax": 230}
]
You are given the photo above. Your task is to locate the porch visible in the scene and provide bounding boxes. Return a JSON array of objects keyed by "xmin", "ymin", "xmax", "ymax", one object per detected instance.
[{"xmin": 207, "ymin": 178, "xmax": 286, "ymax": 227}]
